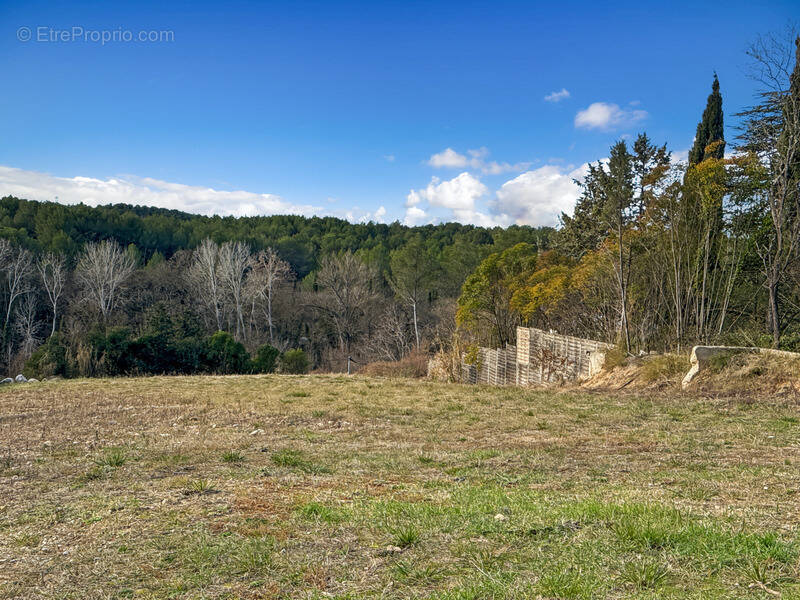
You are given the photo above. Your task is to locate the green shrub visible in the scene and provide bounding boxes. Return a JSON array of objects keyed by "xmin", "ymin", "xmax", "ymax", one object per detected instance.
[
  {"xmin": 172, "ymin": 337, "xmax": 205, "ymax": 373},
  {"xmin": 202, "ymin": 331, "xmax": 251, "ymax": 374},
  {"xmin": 89, "ymin": 327, "xmax": 134, "ymax": 375},
  {"xmin": 778, "ymin": 331, "xmax": 800, "ymax": 352},
  {"xmin": 24, "ymin": 333, "xmax": 71, "ymax": 379},
  {"xmin": 251, "ymin": 344, "xmax": 280, "ymax": 374},
  {"xmin": 280, "ymin": 349, "xmax": 309, "ymax": 374}
]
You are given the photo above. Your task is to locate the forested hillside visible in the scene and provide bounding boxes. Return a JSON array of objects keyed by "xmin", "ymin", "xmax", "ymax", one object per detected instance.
[{"xmin": 0, "ymin": 196, "xmax": 552, "ymax": 375}]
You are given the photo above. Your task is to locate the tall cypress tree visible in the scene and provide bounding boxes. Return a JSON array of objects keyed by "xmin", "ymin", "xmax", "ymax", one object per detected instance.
[
  {"xmin": 685, "ymin": 74, "xmax": 726, "ymax": 342},
  {"xmin": 688, "ymin": 74, "xmax": 725, "ymax": 165}
]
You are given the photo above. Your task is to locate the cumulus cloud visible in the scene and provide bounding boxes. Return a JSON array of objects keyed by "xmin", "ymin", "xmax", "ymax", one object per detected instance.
[
  {"xmin": 404, "ymin": 205, "xmax": 428, "ymax": 226},
  {"xmin": 404, "ymin": 162, "xmax": 591, "ymax": 228},
  {"xmin": 670, "ymin": 148, "xmax": 689, "ymax": 164},
  {"xmin": 427, "ymin": 147, "xmax": 529, "ymax": 175},
  {"xmin": 428, "ymin": 148, "xmax": 469, "ymax": 169},
  {"xmin": 415, "ymin": 172, "xmax": 487, "ymax": 214},
  {"xmin": 544, "ymin": 88, "xmax": 570, "ymax": 102},
  {"xmin": 490, "ymin": 164, "xmax": 587, "ymax": 226},
  {"xmin": 0, "ymin": 165, "xmax": 322, "ymax": 218},
  {"xmin": 404, "ymin": 172, "xmax": 498, "ymax": 226},
  {"xmin": 574, "ymin": 102, "xmax": 648, "ymax": 131}
]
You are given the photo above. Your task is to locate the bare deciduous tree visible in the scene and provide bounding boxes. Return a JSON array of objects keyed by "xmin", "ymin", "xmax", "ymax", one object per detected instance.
[
  {"xmin": 365, "ymin": 303, "xmax": 413, "ymax": 361},
  {"xmin": 37, "ymin": 252, "xmax": 67, "ymax": 336},
  {"xmin": 189, "ymin": 238, "xmax": 224, "ymax": 331},
  {"xmin": 736, "ymin": 30, "xmax": 800, "ymax": 346},
  {"xmin": 1, "ymin": 242, "xmax": 34, "ymax": 336},
  {"xmin": 313, "ymin": 252, "xmax": 378, "ymax": 354},
  {"xmin": 15, "ymin": 294, "xmax": 42, "ymax": 359},
  {"xmin": 218, "ymin": 241, "xmax": 251, "ymax": 341},
  {"xmin": 247, "ymin": 248, "xmax": 293, "ymax": 343},
  {"xmin": 76, "ymin": 240, "xmax": 137, "ymax": 323}
]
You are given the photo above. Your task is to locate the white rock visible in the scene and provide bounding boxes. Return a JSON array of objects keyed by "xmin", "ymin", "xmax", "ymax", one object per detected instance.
[
  {"xmin": 14, "ymin": 374, "xmax": 27, "ymax": 383},
  {"xmin": 494, "ymin": 513, "xmax": 508, "ymax": 521},
  {"xmin": 0, "ymin": 378, "xmax": 12, "ymax": 385}
]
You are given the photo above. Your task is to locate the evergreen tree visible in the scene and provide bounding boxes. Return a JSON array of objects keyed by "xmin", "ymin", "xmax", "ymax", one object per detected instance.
[
  {"xmin": 686, "ymin": 75, "xmax": 727, "ymax": 340},
  {"xmin": 688, "ymin": 74, "xmax": 725, "ymax": 166}
]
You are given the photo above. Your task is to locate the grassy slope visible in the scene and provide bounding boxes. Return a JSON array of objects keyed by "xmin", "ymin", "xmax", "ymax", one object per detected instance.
[{"xmin": 1, "ymin": 375, "xmax": 799, "ymax": 599}]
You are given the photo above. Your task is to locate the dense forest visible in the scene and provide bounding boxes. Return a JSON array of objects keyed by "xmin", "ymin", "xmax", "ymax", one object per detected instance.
[{"xmin": 4, "ymin": 30, "xmax": 800, "ymax": 378}]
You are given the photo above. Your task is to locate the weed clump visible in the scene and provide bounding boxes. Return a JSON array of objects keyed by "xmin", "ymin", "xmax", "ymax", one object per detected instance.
[
  {"xmin": 602, "ymin": 341, "xmax": 628, "ymax": 370},
  {"xmin": 391, "ymin": 525, "xmax": 421, "ymax": 548},
  {"xmin": 184, "ymin": 478, "xmax": 216, "ymax": 495},
  {"xmin": 641, "ymin": 353, "xmax": 687, "ymax": 382},
  {"xmin": 271, "ymin": 448, "xmax": 331, "ymax": 474},
  {"xmin": 221, "ymin": 451, "xmax": 245, "ymax": 463},
  {"xmin": 94, "ymin": 447, "xmax": 127, "ymax": 468}
]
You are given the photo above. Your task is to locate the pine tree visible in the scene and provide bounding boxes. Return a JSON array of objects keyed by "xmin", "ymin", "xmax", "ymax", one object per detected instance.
[{"xmin": 688, "ymin": 74, "xmax": 725, "ymax": 165}]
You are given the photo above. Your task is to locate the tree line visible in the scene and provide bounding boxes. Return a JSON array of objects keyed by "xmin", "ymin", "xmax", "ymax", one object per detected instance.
[
  {"xmin": 0, "ymin": 198, "xmax": 552, "ymax": 377},
  {"xmin": 456, "ymin": 31, "xmax": 800, "ymax": 355}
]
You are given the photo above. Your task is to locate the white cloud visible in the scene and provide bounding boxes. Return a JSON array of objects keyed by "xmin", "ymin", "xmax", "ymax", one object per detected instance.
[
  {"xmin": 670, "ymin": 148, "xmax": 689, "ymax": 164},
  {"xmin": 544, "ymin": 88, "xmax": 570, "ymax": 102},
  {"xmin": 490, "ymin": 164, "xmax": 588, "ymax": 226},
  {"xmin": 427, "ymin": 147, "xmax": 529, "ymax": 175},
  {"xmin": 0, "ymin": 165, "xmax": 323, "ymax": 218},
  {"xmin": 404, "ymin": 172, "xmax": 499, "ymax": 226},
  {"xmin": 404, "ymin": 163, "xmax": 593, "ymax": 228},
  {"xmin": 428, "ymin": 148, "xmax": 470, "ymax": 169},
  {"xmin": 419, "ymin": 173, "xmax": 487, "ymax": 214},
  {"xmin": 403, "ymin": 205, "xmax": 428, "ymax": 226},
  {"xmin": 337, "ymin": 204, "xmax": 390, "ymax": 224},
  {"xmin": 383, "ymin": 154, "xmax": 396, "ymax": 162},
  {"xmin": 574, "ymin": 102, "xmax": 648, "ymax": 131}
]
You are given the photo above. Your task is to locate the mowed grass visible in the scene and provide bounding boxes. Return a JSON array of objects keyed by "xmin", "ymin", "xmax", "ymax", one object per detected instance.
[{"xmin": 1, "ymin": 376, "xmax": 800, "ymax": 599}]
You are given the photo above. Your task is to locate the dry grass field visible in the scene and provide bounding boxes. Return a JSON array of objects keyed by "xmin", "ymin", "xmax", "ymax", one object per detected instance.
[{"xmin": 1, "ymin": 375, "xmax": 800, "ymax": 599}]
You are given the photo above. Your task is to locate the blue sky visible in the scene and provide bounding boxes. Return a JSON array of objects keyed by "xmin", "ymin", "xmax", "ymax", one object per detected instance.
[{"xmin": 0, "ymin": 0, "xmax": 797, "ymax": 226}]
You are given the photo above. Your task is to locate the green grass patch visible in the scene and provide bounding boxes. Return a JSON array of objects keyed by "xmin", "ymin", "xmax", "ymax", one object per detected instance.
[
  {"xmin": 221, "ymin": 450, "xmax": 245, "ymax": 463},
  {"xmin": 270, "ymin": 448, "xmax": 331, "ymax": 474}
]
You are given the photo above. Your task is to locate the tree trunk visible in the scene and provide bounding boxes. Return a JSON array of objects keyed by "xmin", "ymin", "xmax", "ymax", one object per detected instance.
[
  {"xmin": 412, "ymin": 301, "xmax": 420, "ymax": 350},
  {"xmin": 617, "ymin": 223, "xmax": 630, "ymax": 351},
  {"xmin": 768, "ymin": 278, "xmax": 781, "ymax": 348},
  {"xmin": 267, "ymin": 286, "xmax": 274, "ymax": 343},
  {"xmin": 698, "ymin": 229, "xmax": 711, "ymax": 342},
  {"xmin": 214, "ymin": 302, "xmax": 222, "ymax": 331}
]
